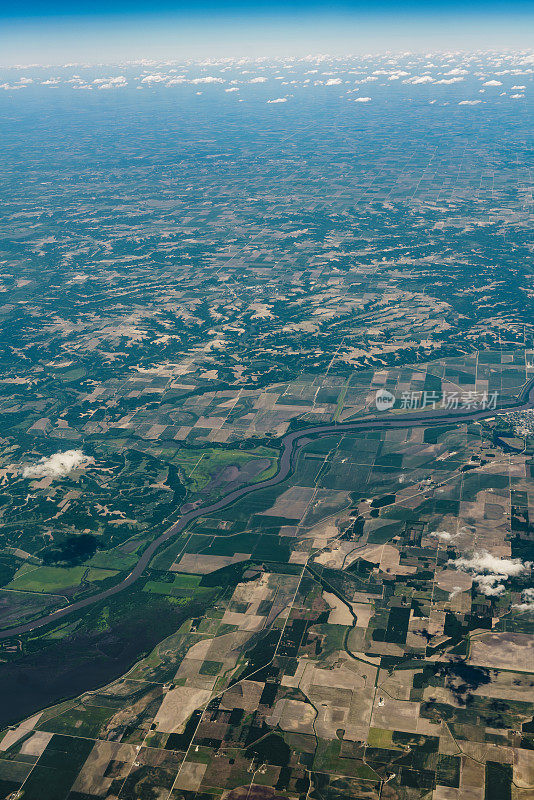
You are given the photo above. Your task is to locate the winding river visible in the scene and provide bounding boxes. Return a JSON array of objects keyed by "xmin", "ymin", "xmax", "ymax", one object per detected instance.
[{"xmin": 2, "ymin": 377, "xmax": 533, "ymax": 642}]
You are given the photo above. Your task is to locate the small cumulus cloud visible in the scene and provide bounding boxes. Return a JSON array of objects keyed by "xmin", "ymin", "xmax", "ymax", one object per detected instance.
[
  {"xmin": 325, "ymin": 78, "xmax": 343, "ymax": 86},
  {"xmin": 482, "ymin": 80, "xmax": 502, "ymax": 86},
  {"xmin": 448, "ymin": 551, "xmax": 532, "ymax": 597},
  {"xmin": 249, "ymin": 76, "xmax": 267, "ymax": 83},
  {"xmin": 141, "ymin": 74, "xmax": 166, "ymax": 84},
  {"xmin": 513, "ymin": 588, "xmax": 534, "ymax": 612},
  {"xmin": 459, "ymin": 100, "xmax": 482, "ymax": 105},
  {"xmin": 23, "ymin": 450, "xmax": 94, "ymax": 480},
  {"xmin": 407, "ymin": 75, "xmax": 434, "ymax": 84},
  {"xmin": 429, "ymin": 530, "xmax": 457, "ymax": 542},
  {"xmin": 351, "ymin": 96, "xmax": 372, "ymax": 102},
  {"xmin": 475, "ymin": 574, "xmax": 507, "ymax": 596},
  {"xmin": 98, "ymin": 82, "xmax": 126, "ymax": 90},
  {"xmin": 191, "ymin": 76, "xmax": 224, "ymax": 84},
  {"xmin": 267, "ymin": 97, "xmax": 287, "ymax": 103},
  {"xmin": 141, "ymin": 74, "xmax": 224, "ymax": 87},
  {"xmin": 429, "ymin": 526, "xmax": 471, "ymax": 542},
  {"xmin": 94, "ymin": 76, "xmax": 127, "ymax": 90},
  {"xmin": 450, "ymin": 551, "xmax": 530, "ymax": 577}
]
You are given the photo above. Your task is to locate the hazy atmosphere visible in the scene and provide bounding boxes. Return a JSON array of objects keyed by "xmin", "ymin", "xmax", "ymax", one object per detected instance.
[{"xmin": 0, "ymin": 2, "xmax": 532, "ymax": 800}]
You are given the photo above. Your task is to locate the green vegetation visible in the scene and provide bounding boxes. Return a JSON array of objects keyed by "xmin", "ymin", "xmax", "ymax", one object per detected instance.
[
  {"xmin": 170, "ymin": 446, "xmax": 278, "ymax": 495},
  {"xmin": 7, "ymin": 565, "xmax": 118, "ymax": 593},
  {"xmin": 0, "ymin": 63, "xmax": 532, "ymax": 800}
]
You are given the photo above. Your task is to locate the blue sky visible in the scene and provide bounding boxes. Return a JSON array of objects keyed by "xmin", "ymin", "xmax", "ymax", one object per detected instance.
[
  {"xmin": 1, "ymin": 0, "xmax": 532, "ymax": 64},
  {"xmin": 3, "ymin": 0, "xmax": 533, "ymax": 16}
]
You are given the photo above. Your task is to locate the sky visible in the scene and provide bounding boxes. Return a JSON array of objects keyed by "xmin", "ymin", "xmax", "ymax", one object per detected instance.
[{"xmin": 1, "ymin": 0, "xmax": 533, "ymax": 65}]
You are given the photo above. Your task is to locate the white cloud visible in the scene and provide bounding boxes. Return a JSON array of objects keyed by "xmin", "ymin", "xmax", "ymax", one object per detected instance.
[
  {"xmin": 249, "ymin": 76, "xmax": 267, "ymax": 83},
  {"xmin": 510, "ymin": 93, "xmax": 525, "ymax": 99},
  {"xmin": 141, "ymin": 74, "xmax": 167, "ymax": 84},
  {"xmin": 448, "ymin": 551, "xmax": 532, "ymax": 597},
  {"xmin": 482, "ymin": 80, "xmax": 502, "ymax": 86},
  {"xmin": 23, "ymin": 450, "xmax": 94, "ymax": 479},
  {"xmin": 325, "ymin": 78, "xmax": 342, "ymax": 86},
  {"xmin": 444, "ymin": 68, "xmax": 468, "ymax": 75},
  {"xmin": 475, "ymin": 574, "xmax": 507, "ymax": 596},
  {"xmin": 435, "ymin": 77, "xmax": 464, "ymax": 84},
  {"xmin": 225, "ymin": 87, "xmax": 239, "ymax": 92},
  {"xmin": 98, "ymin": 81, "xmax": 126, "ymax": 90},
  {"xmin": 450, "ymin": 551, "xmax": 530, "ymax": 577},
  {"xmin": 351, "ymin": 96, "xmax": 372, "ymax": 102},
  {"xmin": 513, "ymin": 588, "xmax": 534, "ymax": 612},
  {"xmin": 191, "ymin": 76, "xmax": 224, "ymax": 84},
  {"xmin": 511, "ymin": 85, "xmax": 526, "ymax": 89},
  {"xmin": 94, "ymin": 76, "xmax": 126, "ymax": 85},
  {"xmin": 267, "ymin": 97, "xmax": 287, "ymax": 103},
  {"xmin": 94, "ymin": 76, "xmax": 127, "ymax": 90},
  {"xmin": 141, "ymin": 74, "xmax": 224, "ymax": 87},
  {"xmin": 407, "ymin": 75, "xmax": 434, "ymax": 84},
  {"xmin": 459, "ymin": 100, "xmax": 482, "ymax": 105},
  {"xmin": 430, "ymin": 530, "xmax": 457, "ymax": 542}
]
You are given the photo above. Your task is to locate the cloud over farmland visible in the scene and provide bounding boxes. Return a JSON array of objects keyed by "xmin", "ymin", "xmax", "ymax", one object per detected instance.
[
  {"xmin": 22, "ymin": 450, "xmax": 94, "ymax": 479},
  {"xmin": 448, "ymin": 551, "xmax": 532, "ymax": 596}
]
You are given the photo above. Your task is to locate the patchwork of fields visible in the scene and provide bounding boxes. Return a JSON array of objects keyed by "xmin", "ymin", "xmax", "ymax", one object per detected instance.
[{"xmin": 0, "ymin": 50, "xmax": 533, "ymax": 800}]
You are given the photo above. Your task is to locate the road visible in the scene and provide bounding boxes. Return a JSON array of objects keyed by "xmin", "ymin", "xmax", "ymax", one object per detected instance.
[{"xmin": 2, "ymin": 377, "xmax": 533, "ymax": 641}]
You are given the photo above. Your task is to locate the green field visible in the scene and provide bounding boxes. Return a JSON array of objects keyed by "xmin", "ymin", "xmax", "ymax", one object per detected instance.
[
  {"xmin": 143, "ymin": 572, "xmax": 212, "ymax": 599},
  {"xmin": 170, "ymin": 446, "xmax": 278, "ymax": 494},
  {"xmin": 7, "ymin": 565, "xmax": 118, "ymax": 594},
  {"xmin": 88, "ymin": 549, "xmax": 139, "ymax": 571}
]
